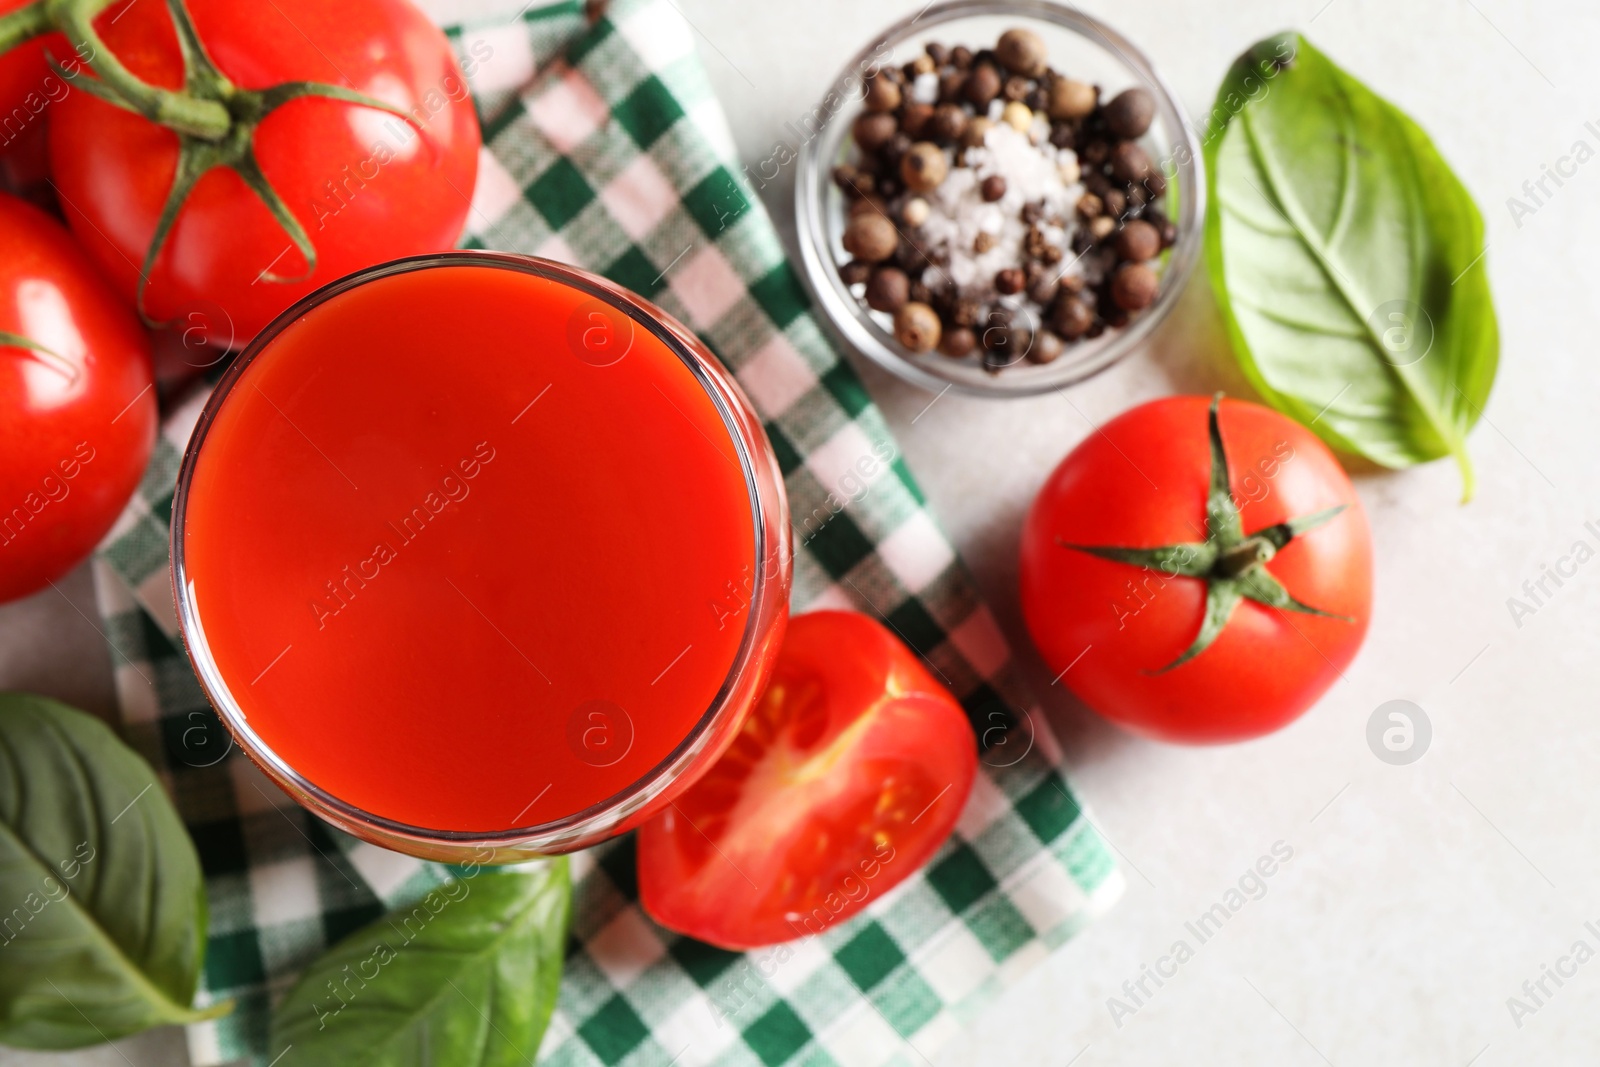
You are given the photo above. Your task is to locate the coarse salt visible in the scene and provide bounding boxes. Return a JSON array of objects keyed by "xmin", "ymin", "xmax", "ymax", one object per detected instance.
[{"xmin": 914, "ymin": 121, "xmax": 1085, "ymax": 298}]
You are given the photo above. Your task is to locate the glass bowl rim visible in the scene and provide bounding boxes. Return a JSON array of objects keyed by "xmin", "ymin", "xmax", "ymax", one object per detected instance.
[
  {"xmin": 169, "ymin": 250, "xmax": 783, "ymax": 854},
  {"xmin": 793, "ymin": 0, "xmax": 1207, "ymax": 398}
]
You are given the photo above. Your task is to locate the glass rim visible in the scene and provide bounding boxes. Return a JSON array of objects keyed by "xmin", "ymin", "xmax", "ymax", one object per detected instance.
[
  {"xmin": 793, "ymin": 0, "xmax": 1207, "ymax": 398},
  {"xmin": 170, "ymin": 250, "xmax": 780, "ymax": 854}
]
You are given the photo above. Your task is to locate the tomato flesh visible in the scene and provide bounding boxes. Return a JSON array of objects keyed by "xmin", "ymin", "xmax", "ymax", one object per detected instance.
[
  {"xmin": 1019, "ymin": 395, "xmax": 1373, "ymax": 743},
  {"xmin": 638, "ymin": 611, "xmax": 977, "ymax": 949}
]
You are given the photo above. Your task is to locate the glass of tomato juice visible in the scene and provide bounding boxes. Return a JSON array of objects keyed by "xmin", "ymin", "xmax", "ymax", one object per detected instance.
[{"xmin": 171, "ymin": 253, "xmax": 792, "ymax": 862}]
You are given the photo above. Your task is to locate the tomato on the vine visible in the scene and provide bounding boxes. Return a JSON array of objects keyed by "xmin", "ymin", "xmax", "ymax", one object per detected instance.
[
  {"xmin": 1019, "ymin": 395, "xmax": 1372, "ymax": 743},
  {"xmin": 47, "ymin": 0, "xmax": 481, "ymax": 345},
  {"xmin": 638, "ymin": 611, "xmax": 977, "ymax": 949},
  {"xmin": 0, "ymin": 0, "xmax": 67, "ymax": 126},
  {"xmin": 0, "ymin": 191, "xmax": 156, "ymax": 604}
]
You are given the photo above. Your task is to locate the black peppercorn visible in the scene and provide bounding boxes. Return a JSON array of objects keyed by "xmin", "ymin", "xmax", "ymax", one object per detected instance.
[
  {"xmin": 1109, "ymin": 141, "xmax": 1152, "ymax": 184},
  {"xmin": 1116, "ymin": 219, "xmax": 1161, "ymax": 262},
  {"xmin": 965, "ymin": 63, "xmax": 1001, "ymax": 107},
  {"xmin": 995, "ymin": 267, "xmax": 1025, "ymax": 295},
  {"xmin": 940, "ymin": 325, "xmax": 976, "ymax": 358},
  {"xmin": 852, "ymin": 111, "xmax": 897, "ymax": 152},
  {"xmin": 1104, "ymin": 87, "xmax": 1155, "ymax": 139},
  {"xmin": 901, "ymin": 102, "xmax": 935, "ymax": 140},
  {"xmin": 980, "ymin": 175, "xmax": 1007, "ymax": 202},
  {"xmin": 1050, "ymin": 295, "xmax": 1094, "ymax": 339},
  {"xmin": 865, "ymin": 266, "xmax": 911, "ymax": 312},
  {"xmin": 1110, "ymin": 263, "xmax": 1159, "ymax": 310},
  {"xmin": 839, "ymin": 260, "xmax": 872, "ymax": 286}
]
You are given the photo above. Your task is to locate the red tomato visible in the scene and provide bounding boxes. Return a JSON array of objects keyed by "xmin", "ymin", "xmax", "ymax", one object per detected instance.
[
  {"xmin": 47, "ymin": 0, "xmax": 480, "ymax": 346},
  {"xmin": 0, "ymin": 191, "xmax": 156, "ymax": 603},
  {"xmin": 0, "ymin": 0, "xmax": 71, "ymax": 134},
  {"xmin": 638, "ymin": 611, "xmax": 977, "ymax": 949},
  {"xmin": 1019, "ymin": 395, "xmax": 1372, "ymax": 743}
]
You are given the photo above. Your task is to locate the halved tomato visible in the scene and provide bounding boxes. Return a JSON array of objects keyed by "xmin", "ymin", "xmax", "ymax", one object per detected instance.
[{"xmin": 638, "ymin": 610, "xmax": 977, "ymax": 949}]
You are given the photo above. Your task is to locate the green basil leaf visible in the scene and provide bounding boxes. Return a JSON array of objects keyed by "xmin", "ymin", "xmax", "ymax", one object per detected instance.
[
  {"xmin": 269, "ymin": 862, "xmax": 571, "ymax": 1067},
  {"xmin": 1204, "ymin": 32, "xmax": 1499, "ymax": 499},
  {"xmin": 0, "ymin": 693, "xmax": 222, "ymax": 1049}
]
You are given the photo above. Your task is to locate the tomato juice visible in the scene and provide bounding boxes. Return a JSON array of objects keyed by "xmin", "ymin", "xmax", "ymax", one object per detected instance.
[{"xmin": 174, "ymin": 255, "xmax": 790, "ymax": 855}]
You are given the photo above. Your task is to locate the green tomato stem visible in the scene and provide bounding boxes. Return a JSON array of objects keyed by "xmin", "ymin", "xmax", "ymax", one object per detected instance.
[
  {"xmin": 44, "ymin": 0, "xmax": 231, "ymax": 140},
  {"xmin": 0, "ymin": 0, "xmax": 51, "ymax": 54}
]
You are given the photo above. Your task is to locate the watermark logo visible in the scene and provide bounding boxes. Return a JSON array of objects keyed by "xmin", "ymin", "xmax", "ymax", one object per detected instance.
[
  {"xmin": 1366, "ymin": 699, "xmax": 1430, "ymax": 765},
  {"xmin": 567, "ymin": 699, "xmax": 634, "ymax": 768},
  {"xmin": 1366, "ymin": 299, "xmax": 1433, "ymax": 368},
  {"xmin": 566, "ymin": 298, "xmax": 635, "ymax": 367}
]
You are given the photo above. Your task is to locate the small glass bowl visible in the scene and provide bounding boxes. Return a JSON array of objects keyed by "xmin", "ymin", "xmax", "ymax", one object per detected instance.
[{"xmin": 794, "ymin": 0, "xmax": 1204, "ymax": 398}]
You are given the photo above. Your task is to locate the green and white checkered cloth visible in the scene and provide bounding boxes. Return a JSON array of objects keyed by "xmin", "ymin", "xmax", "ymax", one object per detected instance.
[{"xmin": 89, "ymin": 1, "xmax": 1122, "ymax": 1063}]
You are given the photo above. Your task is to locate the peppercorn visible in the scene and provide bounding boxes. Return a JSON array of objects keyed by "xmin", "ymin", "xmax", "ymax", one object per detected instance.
[
  {"xmin": 896, "ymin": 237, "xmax": 932, "ymax": 274},
  {"xmin": 1050, "ymin": 294, "xmax": 1094, "ymax": 339},
  {"xmin": 938, "ymin": 69, "xmax": 967, "ymax": 104},
  {"xmin": 864, "ymin": 76, "xmax": 901, "ymax": 113},
  {"xmin": 908, "ymin": 279, "xmax": 933, "ymax": 305},
  {"xmin": 894, "ymin": 302, "xmax": 942, "ymax": 352},
  {"xmin": 995, "ymin": 28, "xmax": 1048, "ymax": 77},
  {"xmin": 1025, "ymin": 87, "xmax": 1049, "ymax": 112},
  {"xmin": 940, "ymin": 325, "xmax": 976, "ymax": 358},
  {"xmin": 1027, "ymin": 270, "xmax": 1059, "ymax": 307},
  {"xmin": 1028, "ymin": 330, "xmax": 1066, "ymax": 364},
  {"xmin": 1046, "ymin": 77, "xmax": 1096, "ymax": 120},
  {"xmin": 951, "ymin": 45, "xmax": 973, "ymax": 69},
  {"xmin": 900, "ymin": 142, "xmax": 948, "ymax": 192},
  {"xmin": 839, "ymin": 260, "xmax": 872, "ymax": 286},
  {"xmin": 1109, "ymin": 141, "xmax": 1152, "ymax": 183},
  {"xmin": 959, "ymin": 116, "xmax": 993, "ymax": 149},
  {"xmin": 973, "ymin": 231, "xmax": 997, "ymax": 254},
  {"xmin": 1102, "ymin": 189, "xmax": 1128, "ymax": 218},
  {"xmin": 1110, "ymin": 263, "xmax": 1159, "ymax": 310},
  {"xmin": 852, "ymin": 111, "xmax": 897, "ymax": 153},
  {"xmin": 901, "ymin": 102, "xmax": 935, "ymax": 140},
  {"xmin": 931, "ymin": 103, "xmax": 968, "ymax": 143},
  {"xmin": 1116, "ymin": 219, "xmax": 1160, "ymax": 262},
  {"xmin": 832, "ymin": 164, "xmax": 866, "ymax": 196},
  {"xmin": 842, "ymin": 213, "xmax": 898, "ymax": 263},
  {"xmin": 981, "ymin": 175, "xmax": 1007, "ymax": 202},
  {"xmin": 1104, "ymin": 87, "xmax": 1155, "ymax": 139},
  {"xmin": 1080, "ymin": 139, "xmax": 1109, "ymax": 167},
  {"xmin": 847, "ymin": 194, "xmax": 886, "ymax": 219},
  {"xmin": 865, "ymin": 266, "xmax": 910, "ymax": 312},
  {"xmin": 1049, "ymin": 123, "xmax": 1075, "ymax": 149},
  {"xmin": 995, "ymin": 267, "xmax": 1025, "ymax": 295},
  {"xmin": 926, "ymin": 42, "xmax": 949, "ymax": 65},
  {"xmin": 1001, "ymin": 101, "xmax": 1032, "ymax": 133},
  {"xmin": 1002, "ymin": 75, "xmax": 1031, "ymax": 103},
  {"xmin": 882, "ymin": 131, "xmax": 912, "ymax": 167},
  {"xmin": 965, "ymin": 62, "xmax": 1001, "ymax": 106},
  {"xmin": 950, "ymin": 298, "xmax": 980, "ymax": 327},
  {"xmin": 901, "ymin": 197, "xmax": 931, "ymax": 227},
  {"xmin": 1075, "ymin": 192, "xmax": 1104, "ymax": 219}
]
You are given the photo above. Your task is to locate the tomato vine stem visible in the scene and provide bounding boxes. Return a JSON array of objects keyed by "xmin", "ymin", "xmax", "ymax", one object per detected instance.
[
  {"xmin": 44, "ymin": 0, "xmax": 232, "ymax": 138},
  {"xmin": 5, "ymin": 0, "xmax": 427, "ymax": 323},
  {"xmin": 0, "ymin": 0, "xmax": 51, "ymax": 54},
  {"xmin": 1058, "ymin": 394, "xmax": 1353, "ymax": 673}
]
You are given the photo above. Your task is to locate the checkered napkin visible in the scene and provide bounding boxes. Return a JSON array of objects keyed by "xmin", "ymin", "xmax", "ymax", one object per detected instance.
[{"xmin": 88, "ymin": 1, "xmax": 1122, "ymax": 1063}]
